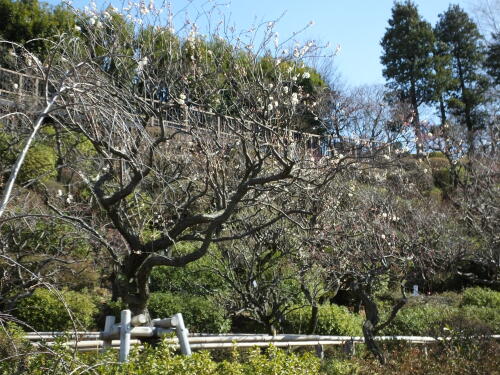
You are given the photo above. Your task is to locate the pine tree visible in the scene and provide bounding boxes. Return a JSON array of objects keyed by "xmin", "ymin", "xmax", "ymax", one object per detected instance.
[
  {"xmin": 485, "ymin": 31, "xmax": 500, "ymax": 85},
  {"xmin": 380, "ymin": 1, "xmax": 435, "ymax": 155},
  {"xmin": 435, "ymin": 4, "xmax": 489, "ymax": 152}
]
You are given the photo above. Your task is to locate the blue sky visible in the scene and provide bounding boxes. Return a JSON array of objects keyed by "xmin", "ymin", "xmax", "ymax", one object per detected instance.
[
  {"xmin": 209, "ymin": 0, "xmax": 474, "ymax": 86},
  {"xmin": 51, "ymin": 0, "xmax": 474, "ymax": 87}
]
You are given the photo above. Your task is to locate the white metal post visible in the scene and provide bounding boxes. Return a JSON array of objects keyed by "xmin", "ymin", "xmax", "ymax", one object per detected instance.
[
  {"xmin": 174, "ymin": 313, "xmax": 191, "ymax": 355},
  {"xmin": 103, "ymin": 315, "xmax": 115, "ymax": 350},
  {"xmin": 119, "ymin": 310, "xmax": 131, "ymax": 362}
]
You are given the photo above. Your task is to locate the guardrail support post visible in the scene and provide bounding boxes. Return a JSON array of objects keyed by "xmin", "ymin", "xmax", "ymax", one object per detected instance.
[
  {"xmin": 343, "ymin": 339, "xmax": 356, "ymax": 357},
  {"xmin": 119, "ymin": 310, "xmax": 131, "ymax": 362},
  {"xmin": 315, "ymin": 344, "xmax": 324, "ymax": 359},
  {"xmin": 174, "ymin": 313, "xmax": 191, "ymax": 355},
  {"xmin": 103, "ymin": 315, "xmax": 115, "ymax": 350}
]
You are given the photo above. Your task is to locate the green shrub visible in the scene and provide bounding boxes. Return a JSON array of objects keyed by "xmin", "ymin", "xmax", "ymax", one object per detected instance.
[
  {"xmin": 0, "ymin": 322, "xmax": 32, "ymax": 374},
  {"xmin": 284, "ymin": 304, "xmax": 363, "ymax": 336},
  {"xmin": 14, "ymin": 288, "xmax": 98, "ymax": 331},
  {"xmin": 428, "ymin": 156, "xmax": 450, "ymax": 170},
  {"xmin": 432, "ymin": 167, "xmax": 452, "ymax": 191},
  {"xmin": 456, "ymin": 306, "xmax": 500, "ymax": 332},
  {"xmin": 0, "ymin": 138, "xmax": 57, "ymax": 184},
  {"xmin": 17, "ymin": 143, "xmax": 57, "ymax": 183},
  {"xmin": 322, "ymin": 358, "xmax": 360, "ymax": 375},
  {"xmin": 148, "ymin": 292, "xmax": 230, "ymax": 333},
  {"xmin": 5, "ymin": 341, "xmax": 323, "ymax": 375},
  {"xmin": 428, "ymin": 187, "xmax": 443, "ymax": 202},
  {"xmin": 461, "ymin": 287, "xmax": 500, "ymax": 309},
  {"xmin": 428, "ymin": 151, "xmax": 445, "ymax": 158},
  {"xmin": 383, "ymin": 297, "xmax": 500, "ymax": 335},
  {"xmin": 149, "ymin": 242, "xmax": 225, "ymax": 295},
  {"xmin": 382, "ymin": 305, "xmax": 451, "ymax": 335}
]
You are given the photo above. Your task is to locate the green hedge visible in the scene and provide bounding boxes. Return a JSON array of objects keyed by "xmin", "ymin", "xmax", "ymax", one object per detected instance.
[
  {"xmin": 284, "ymin": 304, "xmax": 363, "ymax": 336},
  {"xmin": 148, "ymin": 292, "xmax": 230, "ymax": 334},
  {"xmin": 14, "ymin": 288, "xmax": 97, "ymax": 331},
  {"xmin": 461, "ymin": 287, "xmax": 500, "ymax": 309},
  {"xmin": 0, "ymin": 342, "xmax": 323, "ymax": 375},
  {"xmin": 0, "ymin": 130, "xmax": 57, "ymax": 184},
  {"xmin": 383, "ymin": 305, "xmax": 451, "ymax": 335},
  {"xmin": 149, "ymin": 242, "xmax": 225, "ymax": 295},
  {"xmin": 383, "ymin": 302, "xmax": 500, "ymax": 335}
]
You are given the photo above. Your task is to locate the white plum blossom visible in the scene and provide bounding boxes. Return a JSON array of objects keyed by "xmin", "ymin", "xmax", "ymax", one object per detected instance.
[
  {"xmin": 66, "ymin": 194, "xmax": 74, "ymax": 204},
  {"xmin": 13, "ymin": 83, "xmax": 18, "ymax": 90},
  {"xmin": 267, "ymin": 103, "xmax": 274, "ymax": 111},
  {"xmin": 381, "ymin": 234, "xmax": 386, "ymax": 240},
  {"xmin": 136, "ymin": 56, "xmax": 148, "ymax": 73},
  {"xmin": 75, "ymin": 25, "xmax": 81, "ymax": 32},
  {"xmin": 179, "ymin": 94, "xmax": 186, "ymax": 100},
  {"xmin": 302, "ymin": 72, "xmax": 311, "ymax": 79},
  {"xmin": 282, "ymin": 86, "xmax": 289, "ymax": 94},
  {"xmin": 291, "ymin": 93, "xmax": 299, "ymax": 106}
]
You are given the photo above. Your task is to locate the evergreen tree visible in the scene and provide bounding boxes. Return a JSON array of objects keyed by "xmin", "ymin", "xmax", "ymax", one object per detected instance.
[
  {"xmin": 380, "ymin": 0, "xmax": 435, "ymax": 155},
  {"xmin": 485, "ymin": 31, "xmax": 500, "ymax": 84},
  {"xmin": 0, "ymin": 0, "xmax": 75, "ymax": 51},
  {"xmin": 435, "ymin": 4, "xmax": 489, "ymax": 152}
]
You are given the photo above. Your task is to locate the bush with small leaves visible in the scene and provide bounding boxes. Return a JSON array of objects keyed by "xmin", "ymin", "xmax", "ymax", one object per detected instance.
[
  {"xmin": 461, "ymin": 287, "xmax": 500, "ymax": 309},
  {"xmin": 382, "ymin": 305, "xmax": 452, "ymax": 335},
  {"xmin": 0, "ymin": 322, "xmax": 32, "ymax": 374},
  {"xmin": 284, "ymin": 304, "xmax": 363, "ymax": 336},
  {"xmin": 321, "ymin": 358, "xmax": 360, "ymax": 375},
  {"xmin": 14, "ymin": 288, "xmax": 98, "ymax": 331},
  {"xmin": 148, "ymin": 292, "xmax": 231, "ymax": 333},
  {"xmin": 3, "ymin": 341, "xmax": 323, "ymax": 375}
]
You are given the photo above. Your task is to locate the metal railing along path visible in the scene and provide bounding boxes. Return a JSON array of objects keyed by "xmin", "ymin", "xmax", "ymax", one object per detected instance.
[
  {"xmin": 24, "ymin": 310, "xmax": 500, "ymax": 362},
  {"xmin": 0, "ymin": 66, "xmax": 392, "ymax": 159}
]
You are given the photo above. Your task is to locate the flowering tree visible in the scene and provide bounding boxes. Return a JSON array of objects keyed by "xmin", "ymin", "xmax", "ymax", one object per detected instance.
[
  {"xmin": 0, "ymin": 3, "xmax": 338, "ymax": 316},
  {"xmin": 295, "ymin": 160, "xmax": 473, "ymax": 363}
]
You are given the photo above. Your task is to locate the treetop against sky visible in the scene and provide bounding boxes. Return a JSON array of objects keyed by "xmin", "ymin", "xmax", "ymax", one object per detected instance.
[{"xmin": 46, "ymin": 0, "xmax": 474, "ymax": 86}]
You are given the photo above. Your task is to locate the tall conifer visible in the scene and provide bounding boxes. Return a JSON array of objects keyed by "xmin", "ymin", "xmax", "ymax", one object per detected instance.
[{"xmin": 381, "ymin": 1, "xmax": 435, "ymax": 155}]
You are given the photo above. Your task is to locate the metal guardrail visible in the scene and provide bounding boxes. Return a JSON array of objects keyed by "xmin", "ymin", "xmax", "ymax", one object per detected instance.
[
  {"xmin": 25, "ymin": 308, "xmax": 500, "ymax": 361},
  {"xmin": 0, "ymin": 66, "xmax": 391, "ymax": 159}
]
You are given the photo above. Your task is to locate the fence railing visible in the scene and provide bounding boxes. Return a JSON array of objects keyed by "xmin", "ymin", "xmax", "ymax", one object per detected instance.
[
  {"xmin": 0, "ymin": 66, "xmax": 393, "ymax": 160},
  {"xmin": 24, "ymin": 309, "xmax": 500, "ymax": 362}
]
